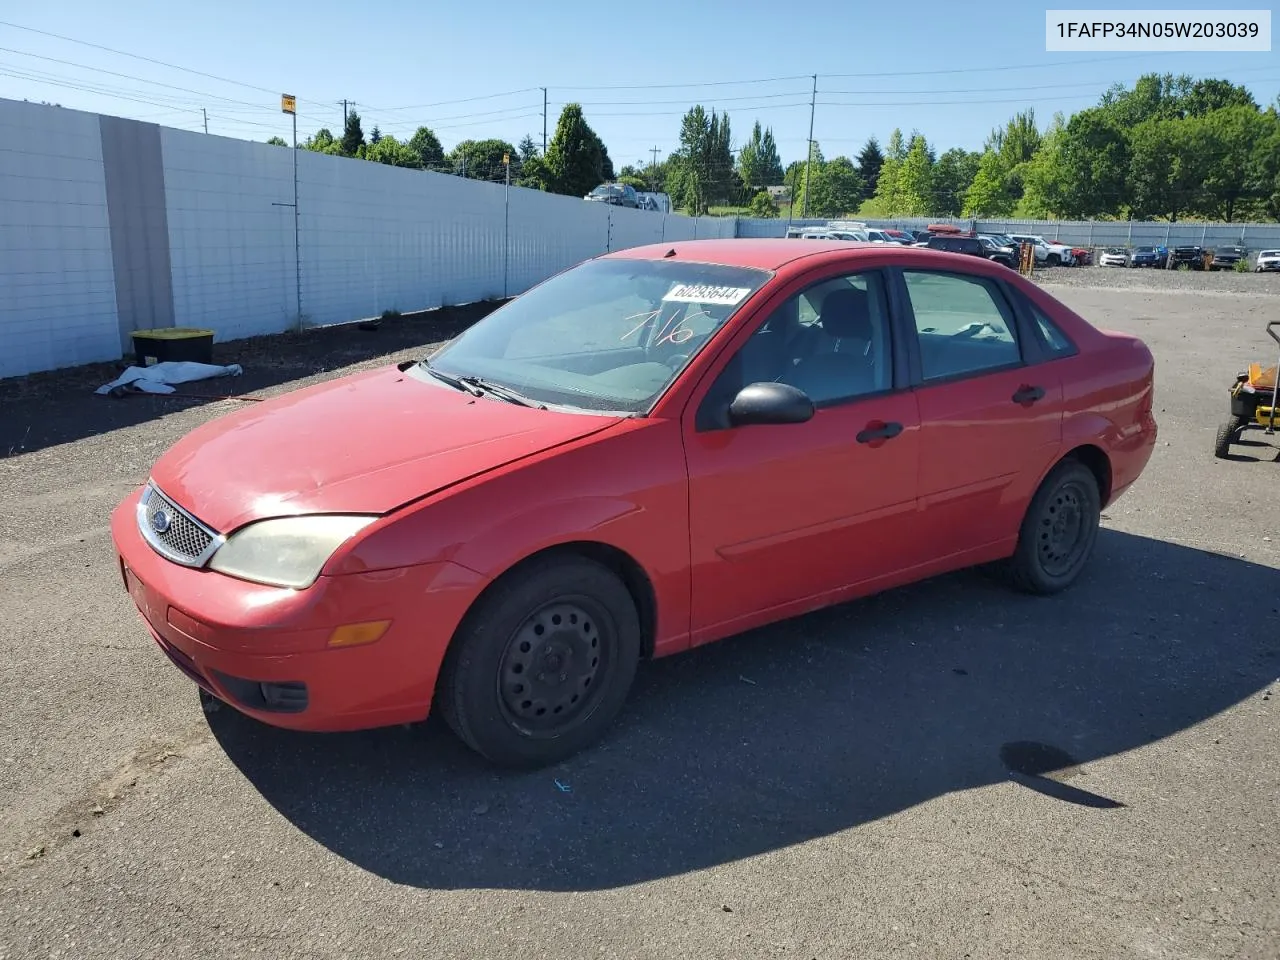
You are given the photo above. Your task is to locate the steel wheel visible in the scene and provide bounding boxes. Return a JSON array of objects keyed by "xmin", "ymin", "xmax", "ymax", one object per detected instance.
[
  {"xmin": 497, "ymin": 598, "xmax": 610, "ymax": 737},
  {"xmin": 1036, "ymin": 480, "xmax": 1088, "ymax": 578}
]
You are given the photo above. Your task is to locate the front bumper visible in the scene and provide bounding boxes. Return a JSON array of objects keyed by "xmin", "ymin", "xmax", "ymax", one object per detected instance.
[
  {"xmin": 111, "ymin": 488, "xmax": 488, "ymax": 732},
  {"xmin": 1256, "ymin": 261, "xmax": 1280, "ymax": 272}
]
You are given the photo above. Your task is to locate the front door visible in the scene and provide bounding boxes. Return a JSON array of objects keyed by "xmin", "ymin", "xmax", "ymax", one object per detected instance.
[{"xmin": 683, "ymin": 268, "xmax": 924, "ymax": 639}]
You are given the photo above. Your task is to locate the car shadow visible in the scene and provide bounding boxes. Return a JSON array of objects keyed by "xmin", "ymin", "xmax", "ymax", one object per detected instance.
[
  {"xmin": 209, "ymin": 529, "xmax": 1279, "ymax": 892},
  {"xmin": 0, "ymin": 302, "xmax": 499, "ymax": 458}
]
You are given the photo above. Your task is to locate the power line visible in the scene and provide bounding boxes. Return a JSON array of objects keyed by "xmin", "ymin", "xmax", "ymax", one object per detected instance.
[
  {"xmin": 0, "ymin": 47, "xmax": 278, "ymax": 110},
  {"xmin": 822, "ymin": 53, "xmax": 1161, "ymax": 78},
  {"xmin": 0, "ymin": 19, "xmax": 298, "ymax": 97}
]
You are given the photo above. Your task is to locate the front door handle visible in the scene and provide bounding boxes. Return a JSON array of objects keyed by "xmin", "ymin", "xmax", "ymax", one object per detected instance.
[
  {"xmin": 1012, "ymin": 384, "xmax": 1046, "ymax": 406},
  {"xmin": 856, "ymin": 420, "xmax": 904, "ymax": 444}
]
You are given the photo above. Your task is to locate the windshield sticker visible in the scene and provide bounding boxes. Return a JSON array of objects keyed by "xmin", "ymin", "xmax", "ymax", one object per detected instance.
[{"xmin": 662, "ymin": 284, "xmax": 751, "ymax": 306}]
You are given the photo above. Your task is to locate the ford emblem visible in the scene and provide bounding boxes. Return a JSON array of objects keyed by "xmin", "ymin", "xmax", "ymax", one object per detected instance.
[{"xmin": 151, "ymin": 509, "xmax": 171, "ymax": 534}]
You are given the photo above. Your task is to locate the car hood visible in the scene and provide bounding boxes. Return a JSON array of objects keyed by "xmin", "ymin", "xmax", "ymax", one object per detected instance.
[{"xmin": 149, "ymin": 365, "xmax": 622, "ymax": 532}]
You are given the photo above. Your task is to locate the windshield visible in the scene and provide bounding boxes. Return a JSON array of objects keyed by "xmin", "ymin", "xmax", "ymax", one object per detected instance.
[
  {"xmin": 1136, "ymin": 247, "xmax": 1154, "ymax": 253},
  {"xmin": 589, "ymin": 185, "xmax": 623, "ymax": 198},
  {"xmin": 423, "ymin": 257, "xmax": 772, "ymax": 414}
]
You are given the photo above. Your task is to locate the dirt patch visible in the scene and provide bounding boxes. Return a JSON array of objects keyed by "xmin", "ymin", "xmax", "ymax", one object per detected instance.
[{"xmin": 0, "ymin": 300, "xmax": 503, "ymax": 457}]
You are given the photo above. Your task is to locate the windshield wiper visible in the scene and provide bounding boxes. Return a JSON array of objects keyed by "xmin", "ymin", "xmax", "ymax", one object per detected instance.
[
  {"xmin": 457, "ymin": 376, "xmax": 547, "ymax": 409},
  {"xmin": 422, "ymin": 362, "xmax": 485, "ymax": 397}
]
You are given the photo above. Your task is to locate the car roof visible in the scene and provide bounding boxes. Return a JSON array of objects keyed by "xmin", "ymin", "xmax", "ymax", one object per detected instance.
[{"xmin": 604, "ymin": 238, "xmax": 968, "ymax": 270}]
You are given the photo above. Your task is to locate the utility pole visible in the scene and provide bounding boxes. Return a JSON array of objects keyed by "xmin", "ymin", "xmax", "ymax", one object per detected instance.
[
  {"xmin": 541, "ymin": 87, "xmax": 548, "ymax": 153},
  {"xmin": 202, "ymin": 108, "xmax": 208, "ymax": 134},
  {"xmin": 342, "ymin": 99, "xmax": 348, "ymax": 126},
  {"xmin": 650, "ymin": 146, "xmax": 659, "ymax": 190},
  {"xmin": 801, "ymin": 74, "xmax": 816, "ymax": 219}
]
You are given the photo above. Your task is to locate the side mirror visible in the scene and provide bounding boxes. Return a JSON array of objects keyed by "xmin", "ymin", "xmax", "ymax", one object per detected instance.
[{"xmin": 727, "ymin": 382, "xmax": 815, "ymax": 427}]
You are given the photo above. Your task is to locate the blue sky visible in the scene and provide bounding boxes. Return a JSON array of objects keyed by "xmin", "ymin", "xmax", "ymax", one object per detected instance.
[{"xmin": 2, "ymin": 1, "xmax": 1276, "ymax": 168}]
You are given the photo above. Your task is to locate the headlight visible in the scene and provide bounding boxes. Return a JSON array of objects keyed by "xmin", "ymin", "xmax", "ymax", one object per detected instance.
[{"xmin": 208, "ymin": 514, "xmax": 377, "ymax": 589}]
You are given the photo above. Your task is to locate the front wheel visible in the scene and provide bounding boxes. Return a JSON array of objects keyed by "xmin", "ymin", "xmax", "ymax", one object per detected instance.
[
  {"xmin": 436, "ymin": 555, "xmax": 641, "ymax": 768},
  {"xmin": 1003, "ymin": 459, "xmax": 1101, "ymax": 595},
  {"xmin": 1046, "ymin": 253, "xmax": 1061, "ymax": 266},
  {"xmin": 1214, "ymin": 416, "xmax": 1245, "ymax": 459}
]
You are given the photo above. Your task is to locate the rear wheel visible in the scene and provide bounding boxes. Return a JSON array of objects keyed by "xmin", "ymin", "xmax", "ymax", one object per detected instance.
[
  {"xmin": 436, "ymin": 555, "xmax": 641, "ymax": 768},
  {"xmin": 1214, "ymin": 416, "xmax": 1245, "ymax": 459},
  {"xmin": 1003, "ymin": 459, "xmax": 1101, "ymax": 595}
]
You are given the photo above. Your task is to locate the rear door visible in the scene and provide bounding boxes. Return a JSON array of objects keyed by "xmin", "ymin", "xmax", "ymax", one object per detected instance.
[{"xmin": 893, "ymin": 267, "xmax": 1065, "ymax": 559}]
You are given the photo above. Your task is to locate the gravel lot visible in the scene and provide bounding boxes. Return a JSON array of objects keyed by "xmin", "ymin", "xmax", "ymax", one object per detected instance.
[{"xmin": 1, "ymin": 270, "xmax": 1277, "ymax": 960}]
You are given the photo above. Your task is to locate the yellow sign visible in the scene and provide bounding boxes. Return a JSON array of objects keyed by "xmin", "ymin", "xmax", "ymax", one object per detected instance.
[
  {"xmin": 503, "ymin": 153, "xmax": 510, "ymax": 165},
  {"xmin": 281, "ymin": 94, "xmax": 296, "ymax": 115}
]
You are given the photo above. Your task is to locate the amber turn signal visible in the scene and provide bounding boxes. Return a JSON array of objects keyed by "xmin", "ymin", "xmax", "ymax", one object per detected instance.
[{"xmin": 327, "ymin": 620, "xmax": 391, "ymax": 648}]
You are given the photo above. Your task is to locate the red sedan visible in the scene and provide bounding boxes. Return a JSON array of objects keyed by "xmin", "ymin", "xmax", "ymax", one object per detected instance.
[{"xmin": 111, "ymin": 240, "xmax": 1158, "ymax": 767}]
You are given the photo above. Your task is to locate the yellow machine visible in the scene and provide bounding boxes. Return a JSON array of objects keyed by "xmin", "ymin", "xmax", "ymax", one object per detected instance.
[{"xmin": 1215, "ymin": 321, "xmax": 1280, "ymax": 459}]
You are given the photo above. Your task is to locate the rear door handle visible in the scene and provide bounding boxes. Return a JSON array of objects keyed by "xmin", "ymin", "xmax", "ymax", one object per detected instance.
[
  {"xmin": 856, "ymin": 421, "xmax": 904, "ymax": 444},
  {"xmin": 1012, "ymin": 385, "xmax": 1045, "ymax": 406}
]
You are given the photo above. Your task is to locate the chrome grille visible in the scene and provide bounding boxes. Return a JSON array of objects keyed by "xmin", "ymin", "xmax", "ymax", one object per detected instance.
[{"xmin": 136, "ymin": 483, "xmax": 223, "ymax": 567}]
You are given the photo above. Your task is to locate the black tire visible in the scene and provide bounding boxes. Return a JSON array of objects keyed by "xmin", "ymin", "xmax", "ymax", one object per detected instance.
[
  {"xmin": 435, "ymin": 555, "xmax": 641, "ymax": 768},
  {"xmin": 1004, "ymin": 459, "xmax": 1102, "ymax": 595},
  {"xmin": 1047, "ymin": 253, "xmax": 1061, "ymax": 266},
  {"xmin": 1214, "ymin": 416, "xmax": 1244, "ymax": 459}
]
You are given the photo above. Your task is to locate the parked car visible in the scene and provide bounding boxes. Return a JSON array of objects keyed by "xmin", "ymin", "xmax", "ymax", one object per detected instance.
[
  {"xmin": 1068, "ymin": 246, "xmax": 1092, "ymax": 266},
  {"xmin": 1007, "ymin": 234, "xmax": 1075, "ymax": 266},
  {"xmin": 1210, "ymin": 246, "xmax": 1246, "ymax": 270},
  {"xmin": 928, "ymin": 234, "xmax": 1005, "ymax": 266},
  {"xmin": 866, "ymin": 229, "xmax": 907, "ymax": 245},
  {"xmin": 973, "ymin": 235, "xmax": 1019, "ymax": 269},
  {"xmin": 1170, "ymin": 245, "xmax": 1206, "ymax": 269},
  {"xmin": 1129, "ymin": 246, "xmax": 1162, "ymax": 268},
  {"xmin": 883, "ymin": 229, "xmax": 914, "ymax": 244},
  {"xmin": 1255, "ymin": 249, "xmax": 1280, "ymax": 272},
  {"xmin": 585, "ymin": 183, "xmax": 639, "ymax": 208},
  {"xmin": 111, "ymin": 239, "xmax": 1158, "ymax": 767},
  {"xmin": 1099, "ymin": 247, "xmax": 1129, "ymax": 267}
]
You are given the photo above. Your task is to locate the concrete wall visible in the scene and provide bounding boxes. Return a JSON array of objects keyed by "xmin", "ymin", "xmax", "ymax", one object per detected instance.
[
  {"xmin": 1, "ymin": 94, "xmax": 1275, "ymax": 381},
  {"xmin": 0, "ymin": 100, "xmax": 119, "ymax": 379},
  {"xmin": 0, "ymin": 99, "xmax": 735, "ymax": 380}
]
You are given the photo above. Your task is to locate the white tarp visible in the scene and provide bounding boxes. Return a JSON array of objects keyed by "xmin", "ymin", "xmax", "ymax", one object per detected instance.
[{"xmin": 96, "ymin": 361, "xmax": 243, "ymax": 396}]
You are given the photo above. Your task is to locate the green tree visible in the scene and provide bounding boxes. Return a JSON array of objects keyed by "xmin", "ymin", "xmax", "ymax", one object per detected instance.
[
  {"xmin": 517, "ymin": 135, "xmax": 540, "ymax": 164},
  {"xmin": 759, "ymin": 127, "xmax": 783, "ymax": 185},
  {"xmin": 365, "ymin": 134, "xmax": 421, "ymax": 168},
  {"xmin": 408, "ymin": 127, "xmax": 445, "ymax": 171},
  {"xmin": 369, "ymin": 126, "xmax": 382, "ymax": 144},
  {"xmin": 266, "ymin": 136, "xmax": 288, "ymax": 147},
  {"xmin": 530, "ymin": 104, "xmax": 607, "ymax": 197},
  {"xmin": 301, "ymin": 128, "xmax": 343, "ymax": 156},
  {"xmin": 1056, "ymin": 108, "xmax": 1130, "ymax": 218},
  {"xmin": 450, "ymin": 138, "xmax": 517, "ymax": 182},
  {"xmin": 340, "ymin": 111, "xmax": 365, "ymax": 157},
  {"xmin": 897, "ymin": 132, "xmax": 936, "ymax": 215},
  {"xmin": 1199, "ymin": 105, "xmax": 1268, "ymax": 221},
  {"xmin": 1016, "ymin": 113, "xmax": 1067, "ymax": 218},
  {"xmin": 807, "ymin": 156, "xmax": 863, "ymax": 217},
  {"xmin": 1127, "ymin": 116, "xmax": 1210, "ymax": 220},
  {"xmin": 1184, "ymin": 78, "xmax": 1257, "ymax": 116},
  {"xmin": 963, "ymin": 149, "xmax": 1014, "ymax": 217},
  {"xmin": 933, "ymin": 148, "xmax": 980, "ymax": 216},
  {"xmin": 864, "ymin": 128, "xmax": 905, "ymax": 215},
  {"xmin": 747, "ymin": 190, "xmax": 778, "ymax": 218},
  {"xmin": 855, "ymin": 136, "xmax": 884, "ymax": 201},
  {"xmin": 738, "ymin": 121, "xmax": 766, "ymax": 191}
]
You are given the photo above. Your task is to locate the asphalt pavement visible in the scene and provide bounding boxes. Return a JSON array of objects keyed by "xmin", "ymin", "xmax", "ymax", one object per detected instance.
[{"xmin": 1, "ymin": 277, "xmax": 1277, "ymax": 959}]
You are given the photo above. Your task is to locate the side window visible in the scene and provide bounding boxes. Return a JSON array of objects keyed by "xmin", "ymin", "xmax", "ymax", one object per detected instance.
[
  {"xmin": 699, "ymin": 272, "xmax": 893, "ymax": 426},
  {"xmin": 902, "ymin": 271, "xmax": 1022, "ymax": 381},
  {"xmin": 1026, "ymin": 300, "xmax": 1077, "ymax": 356}
]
